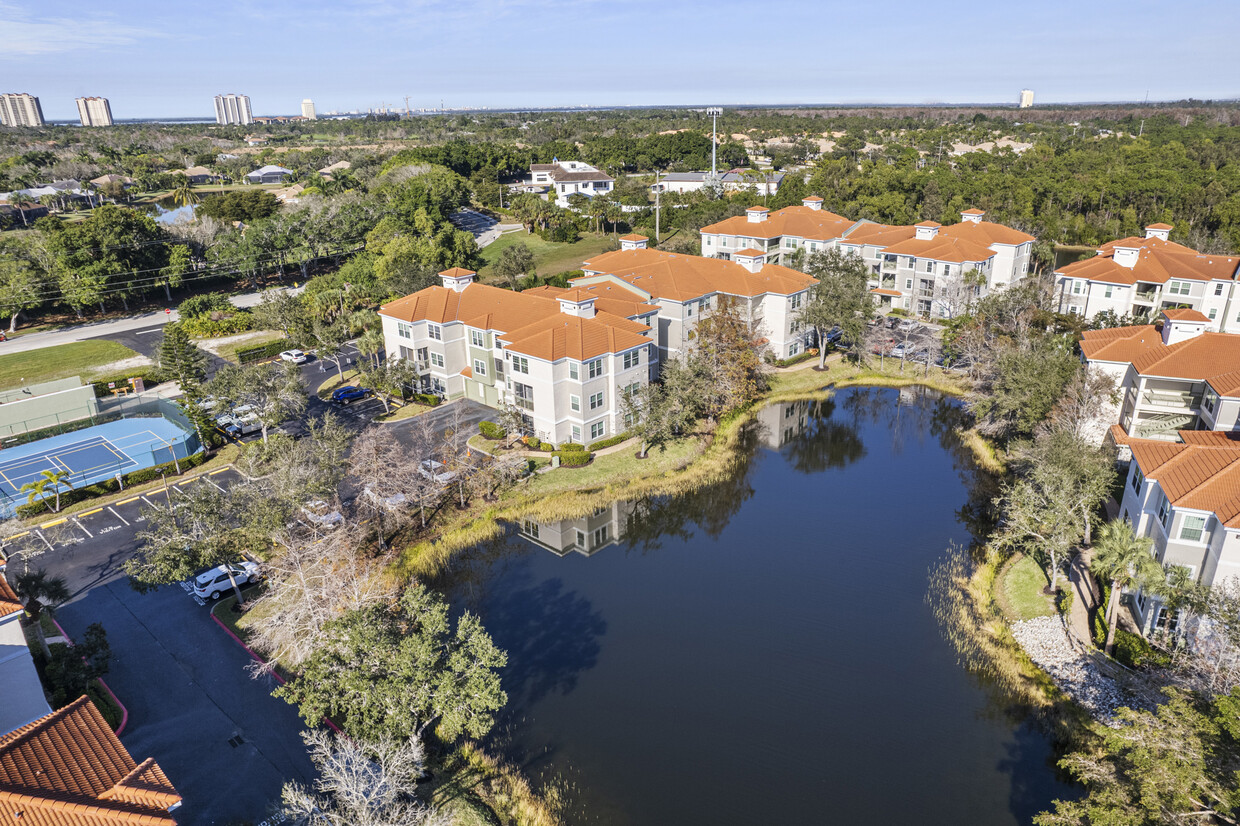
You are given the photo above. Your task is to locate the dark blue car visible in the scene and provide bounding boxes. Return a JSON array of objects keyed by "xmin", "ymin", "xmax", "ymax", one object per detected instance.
[{"xmin": 331, "ymin": 385, "xmax": 371, "ymax": 404}]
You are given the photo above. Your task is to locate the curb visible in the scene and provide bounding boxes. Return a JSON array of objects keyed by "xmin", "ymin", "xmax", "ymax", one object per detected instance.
[
  {"xmin": 209, "ymin": 605, "xmax": 341, "ymax": 734},
  {"xmin": 51, "ymin": 617, "xmax": 129, "ymax": 736}
]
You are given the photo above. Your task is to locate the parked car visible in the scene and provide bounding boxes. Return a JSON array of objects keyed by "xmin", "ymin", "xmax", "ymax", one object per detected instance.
[
  {"xmin": 363, "ymin": 486, "xmax": 407, "ymax": 510},
  {"xmin": 192, "ymin": 561, "xmax": 261, "ymax": 601},
  {"xmin": 896, "ymin": 319, "xmax": 919, "ymax": 333},
  {"xmin": 301, "ymin": 500, "xmax": 344, "ymax": 529},
  {"xmin": 824, "ymin": 326, "xmax": 844, "ymax": 345},
  {"xmin": 418, "ymin": 459, "xmax": 458, "ymax": 485},
  {"xmin": 331, "ymin": 385, "xmax": 371, "ymax": 405},
  {"xmin": 280, "ymin": 349, "xmax": 309, "ymax": 364}
]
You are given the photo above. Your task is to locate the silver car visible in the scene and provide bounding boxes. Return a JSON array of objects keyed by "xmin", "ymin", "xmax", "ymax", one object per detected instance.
[{"xmin": 192, "ymin": 561, "xmax": 261, "ymax": 601}]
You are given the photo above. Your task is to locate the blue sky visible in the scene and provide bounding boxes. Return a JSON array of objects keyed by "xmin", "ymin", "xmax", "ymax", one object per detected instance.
[{"xmin": 3, "ymin": 0, "xmax": 1237, "ymax": 120}]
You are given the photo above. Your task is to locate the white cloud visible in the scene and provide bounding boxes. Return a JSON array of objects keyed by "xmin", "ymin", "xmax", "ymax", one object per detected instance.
[{"xmin": 0, "ymin": 3, "xmax": 160, "ymax": 56}]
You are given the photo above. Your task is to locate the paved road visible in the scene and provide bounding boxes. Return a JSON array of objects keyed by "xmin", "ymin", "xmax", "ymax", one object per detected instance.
[{"xmin": 449, "ymin": 207, "xmax": 520, "ymax": 248}]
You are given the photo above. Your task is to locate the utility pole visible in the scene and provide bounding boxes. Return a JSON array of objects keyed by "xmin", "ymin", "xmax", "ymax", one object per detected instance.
[
  {"xmin": 404, "ymin": 96, "xmax": 411, "ymax": 117},
  {"xmin": 706, "ymin": 107, "xmax": 722, "ymax": 176},
  {"xmin": 653, "ymin": 177, "xmax": 663, "ymax": 243}
]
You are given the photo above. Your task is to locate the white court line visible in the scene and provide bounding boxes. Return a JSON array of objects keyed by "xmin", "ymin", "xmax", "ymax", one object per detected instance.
[
  {"xmin": 203, "ymin": 476, "xmax": 226, "ymax": 491},
  {"xmin": 107, "ymin": 506, "xmax": 130, "ymax": 526},
  {"xmin": 140, "ymin": 495, "xmax": 160, "ymax": 508},
  {"xmin": 71, "ymin": 518, "xmax": 92, "ymax": 538},
  {"xmin": 34, "ymin": 530, "xmax": 54, "ymax": 552}
]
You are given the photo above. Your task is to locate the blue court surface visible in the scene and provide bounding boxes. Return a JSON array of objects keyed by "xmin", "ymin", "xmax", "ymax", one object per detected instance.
[{"xmin": 0, "ymin": 417, "xmax": 198, "ymax": 515}]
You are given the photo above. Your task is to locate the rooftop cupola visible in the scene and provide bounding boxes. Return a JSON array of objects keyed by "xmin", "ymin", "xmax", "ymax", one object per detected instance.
[
  {"xmin": 439, "ymin": 267, "xmax": 476, "ymax": 292},
  {"xmin": 802, "ymin": 196, "xmax": 824, "ymax": 211},
  {"xmin": 960, "ymin": 208, "xmax": 985, "ymax": 224},
  {"xmin": 1112, "ymin": 245, "xmax": 1140, "ymax": 269},
  {"xmin": 1160, "ymin": 308, "xmax": 1209, "ymax": 345},
  {"xmin": 619, "ymin": 234, "xmax": 649, "ymax": 251},
  {"xmin": 557, "ymin": 289, "xmax": 597, "ymax": 319},
  {"xmin": 746, "ymin": 206, "xmax": 769, "ymax": 223},
  {"xmin": 733, "ymin": 248, "xmax": 766, "ymax": 273},
  {"xmin": 914, "ymin": 221, "xmax": 941, "ymax": 241},
  {"xmin": 1145, "ymin": 223, "xmax": 1173, "ymax": 241}
]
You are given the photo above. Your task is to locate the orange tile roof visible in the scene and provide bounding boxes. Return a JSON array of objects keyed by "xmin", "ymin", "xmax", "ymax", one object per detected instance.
[
  {"xmin": 438, "ymin": 267, "xmax": 476, "ymax": 279},
  {"xmin": 1079, "ymin": 325, "xmax": 1161, "ymax": 362},
  {"xmin": 746, "ymin": 206, "xmax": 769, "ymax": 212},
  {"xmin": 1146, "ymin": 223, "xmax": 1174, "ymax": 230},
  {"xmin": 1129, "ymin": 437, "xmax": 1240, "ymax": 528},
  {"xmin": 0, "ymin": 697, "xmax": 180, "ymax": 826},
  {"xmin": 380, "ymin": 282, "xmax": 562, "ymax": 333},
  {"xmin": 578, "ymin": 248, "xmax": 816, "ymax": 302},
  {"xmin": 840, "ymin": 223, "xmax": 917, "ymax": 247},
  {"xmin": 1162, "ymin": 308, "xmax": 1210, "ymax": 322},
  {"xmin": 500, "ymin": 313, "xmax": 650, "ymax": 362},
  {"xmin": 939, "ymin": 218, "xmax": 1035, "ymax": 247},
  {"xmin": 1082, "ymin": 325, "xmax": 1240, "ymax": 397},
  {"xmin": 0, "ymin": 577, "xmax": 23, "ymax": 617},
  {"xmin": 618, "ymin": 234, "xmax": 647, "ymax": 242},
  {"xmin": 802, "ymin": 196, "xmax": 824, "ymax": 202},
  {"xmin": 1108, "ymin": 423, "xmax": 1131, "ymax": 446},
  {"xmin": 701, "ymin": 203, "xmax": 855, "ymax": 242},
  {"xmin": 881, "ymin": 233, "xmax": 996, "ymax": 264},
  {"xmin": 521, "ymin": 285, "xmax": 660, "ymax": 318},
  {"xmin": 1178, "ymin": 430, "xmax": 1240, "ymax": 445},
  {"xmin": 961, "ymin": 208, "xmax": 985, "ymax": 215},
  {"xmin": 914, "ymin": 220, "xmax": 941, "ymax": 228},
  {"xmin": 734, "ymin": 248, "xmax": 766, "ymax": 257},
  {"xmin": 870, "ymin": 288, "xmax": 902, "ymax": 296},
  {"xmin": 459, "ymin": 367, "xmax": 473, "ymax": 378},
  {"xmin": 1057, "ymin": 236, "xmax": 1240, "ymax": 286}
]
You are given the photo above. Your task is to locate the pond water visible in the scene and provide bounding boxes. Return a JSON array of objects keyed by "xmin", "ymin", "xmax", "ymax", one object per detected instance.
[
  {"xmin": 438, "ymin": 386, "xmax": 1075, "ymax": 825},
  {"xmin": 139, "ymin": 197, "xmax": 197, "ymax": 225}
]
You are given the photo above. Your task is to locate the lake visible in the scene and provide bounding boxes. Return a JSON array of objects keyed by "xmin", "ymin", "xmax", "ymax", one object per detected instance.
[
  {"xmin": 438, "ymin": 386, "xmax": 1074, "ymax": 825},
  {"xmin": 140, "ymin": 197, "xmax": 198, "ymax": 225}
]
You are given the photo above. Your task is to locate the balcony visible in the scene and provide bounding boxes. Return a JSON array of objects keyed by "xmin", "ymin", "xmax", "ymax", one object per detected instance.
[
  {"xmin": 880, "ymin": 277, "xmax": 896, "ymax": 290},
  {"xmin": 1134, "ymin": 288, "xmax": 1158, "ymax": 304},
  {"xmin": 881, "ymin": 261, "xmax": 897, "ymax": 273},
  {"xmin": 1141, "ymin": 388, "xmax": 1202, "ymax": 410}
]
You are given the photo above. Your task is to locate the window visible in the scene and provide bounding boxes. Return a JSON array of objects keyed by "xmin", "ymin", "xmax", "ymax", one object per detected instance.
[
  {"xmin": 471, "ymin": 330, "xmax": 485, "ymax": 347},
  {"xmin": 513, "ymin": 382, "xmax": 534, "ymax": 411},
  {"xmin": 904, "ymin": 256, "xmax": 915, "ymax": 268},
  {"xmin": 589, "ymin": 391, "xmax": 604, "ymax": 410},
  {"xmin": 1204, "ymin": 388, "xmax": 1218, "ymax": 414},
  {"xmin": 587, "ymin": 358, "xmax": 603, "ymax": 379},
  {"xmin": 623, "ymin": 350, "xmax": 640, "ymax": 369},
  {"xmin": 721, "ymin": 236, "xmax": 730, "ymax": 248},
  {"xmin": 1216, "ymin": 283, "xmax": 1225, "ymax": 296},
  {"xmin": 416, "ymin": 347, "xmax": 428, "ymax": 363},
  {"xmin": 473, "ymin": 359, "xmax": 487, "ymax": 377},
  {"xmin": 427, "ymin": 323, "xmax": 442, "ymax": 341},
  {"xmin": 512, "ymin": 355, "xmax": 529, "ymax": 374},
  {"xmin": 789, "ymin": 342, "xmax": 800, "ymax": 356},
  {"xmin": 569, "ymin": 362, "xmax": 579, "ymax": 379},
  {"xmin": 494, "ymin": 358, "xmax": 503, "ymax": 377},
  {"xmin": 1157, "ymin": 492, "xmax": 1171, "ymax": 531},
  {"xmin": 1209, "ymin": 308, "xmax": 1218, "ymax": 320},
  {"xmin": 570, "ymin": 395, "xmax": 580, "ymax": 412},
  {"xmin": 904, "ymin": 279, "xmax": 913, "ymax": 290},
  {"xmin": 942, "ymin": 265, "xmax": 953, "ymax": 277},
  {"xmin": 790, "ymin": 292, "xmax": 803, "ymax": 310},
  {"xmin": 1130, "ymin": 464, "xmax": 1144, "ymax": 493},
  {"xmin": 575, "ymin": 529, "xmax": 586, "ymax": 548},
  {"xmin": 429, "ymin": 352, "xmax": 445, "ymax": 369},
  {"xmin": 1179, "ymin": 514, "xmax": 1207, "ymax": 543},
  {"xmin": 1070, "ymin": 280, "xmax": 1085, "ymax": 295},
  {"xmin": 623, "ymin": 382, "xmax": 641, "ymax": 398},
  {"xmin": 521, "ymin": 519, "xmax": 539, "ymax": 539},
  {"xmin": 1104, "ymin": 285, "xmax": 1114, "ymax": 298},
  {"xmin": 593, "ymin": 525, "xmax": 608, "ymax": 545},
  {"xmin": 398, "ymin": 322, "xmax": 412, "ymax": 339},
  {"xmin": 924, "ymin": 260, "xmax": 934, "ymax": 273},
  {"xmin": 572, "ymin": 425, "xmax": 581, "ymax": 442},
  {"xmin": 1167, "ymin": 280, "xmax": 1191, "ymax": 296},
  {"xmin": 590, "ymin": 420, "xmax": 606, "ymax": 440}
]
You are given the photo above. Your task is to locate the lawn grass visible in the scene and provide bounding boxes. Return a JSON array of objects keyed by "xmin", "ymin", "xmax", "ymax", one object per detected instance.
[
  {"xmin": 0, "ymin": 340, "xmax": 139, "ymax": 389},
  {"xmin": 1001, "ymin": 554, "xmax": 1057, "ymax": 621},
  {"xmin": 204, "ymin": 330, "xmax": 286, "ymax": 364},
  {"xmin": 375, "ymin": 400, "xmax": 435, "ymax": 422},
  {"xmin": 476, "ymin": 232, "xmax": 616, "ymax": 283},
  {"xmin": 316, "ymin": 368, "xmax": 363, "ymax": 399}
]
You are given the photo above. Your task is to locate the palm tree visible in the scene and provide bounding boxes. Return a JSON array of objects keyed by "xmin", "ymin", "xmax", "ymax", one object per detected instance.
[
  {"xmin": 357, "ymin": 329, "xmax": 385, "ymax": 369},
  {"xmin": 170, "ymin": 178, "xmax": 199, "ymax": 209},
  {"xmin": 1091, "ymin": 520, "xmax": 1162, "ymax": 655},
  {"xmin": 20, "ymin": 469, "xmax": 71, "ymax": 513},
  {"xmin": 604, "ymin": 199, "xmax": 623, "ymax": 238},
  {"xmin": 13, "ymin": 569, "xmax": 70, "ymax": 658}
]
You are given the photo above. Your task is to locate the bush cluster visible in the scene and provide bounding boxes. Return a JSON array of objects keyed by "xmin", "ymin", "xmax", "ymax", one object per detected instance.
[
  {"xmin": 478, "ymin": 421, "xmax": 506, "ymax": 440},
  {"xmin": 177, "ymin": 292, "xmax": 233, "ymax": 319},
  {"xmin": 236, "ymin": 339, "xmax": 291, "ymax": 364},
  {"xmin": 91, "ymin": 368, "xmax": 166, "ymax": 398},
  {"xmin": 411, "ymin": 394, "xmax": 442, "ymax": 407},
  {"xmin": 586, "ymin": 431, "xmax": 632, "ymax": 451},
  {"xmin": 553, "ymin": 449, "xmax": 592, "ymax": 467},
  {"xmin": 180, "ymin": 312, "xmax": 253, "ymax": 339}
]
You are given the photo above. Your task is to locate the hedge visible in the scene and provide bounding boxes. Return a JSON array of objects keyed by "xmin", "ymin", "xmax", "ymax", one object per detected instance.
[
  {"xmin": 770, "ymin": 350, "xmax": 819, "ymax": 369},
  {"xmin": 586, "ymin": 431, "xmax": 633, "ymax": 451},
  {"xmin": 15, "ymin": 452, "xmax": 209, "ymax": 517},
  {"xmin": 237, "ymin": 339, "xmax": 292, "ymax": 365},
  {"xmin": 553, "ymin": 450, "xmax": 593, "ymax": 467},
  {"xmin": 557, "ymin": 442, "xmax": 585, "ymax": 452},
  {"xmin": 91, "ymin": 368, "xmax": 166, "ymax": 398},
  {"xmin": 412, "ymin": 394, "xmax": 442, "ymax": 407},
  {"xmin": 180, "ymin": 312, "xmax": 253, "ymax": 338},
  {"xmin": 478, "ymin": 421, "xmax": 506, "ymax": 440}
]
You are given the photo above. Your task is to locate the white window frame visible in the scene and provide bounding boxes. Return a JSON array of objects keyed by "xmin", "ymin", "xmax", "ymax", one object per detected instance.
[
  {"xmin": 570, "ymin": 395, "xmax": 580, "ymax": 412},
  {"xmin": 1178, "ymin": 514, "xmax": 1208, "ymax": 543},
  {"xmin": 473, "ymin": 358, "xmax": 487, "ymax": 377},
  {"xmin": 589, "ymin": 391, "xmax": 604, "ymax": 411},
  {"xmin": 590, "ymin": 420, "xmax": 606, "ymax": 440},
  {"xmin": 623, "ymin": 350, "xmax": 639, "ymax": 370},
  {"xmin": 587, "ymin": 358, "xmax": 603, "ymax": 379},
  {"xmin": 429, "ymin": 352, "xmax": 445, "ymax": 369},
  {"xmin": 398, "ymin": 322, "xmax": 412, "ymax": 339},
  {"xmin": 512, "ymin": 355, "xmax": 529, "ymax": 374},
  {"xmin": 471, "ymin": 329, "xmax": 485, "ymax": 347},
  {"xmin": 428, "ymin": 323, "xmax": 442, "ymax": 341},
  {"xmin": 569, "ymin": 362, "xmax": 579, "ymax": 380}
]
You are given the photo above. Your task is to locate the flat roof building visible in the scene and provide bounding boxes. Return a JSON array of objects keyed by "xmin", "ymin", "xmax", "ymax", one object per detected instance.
[
  {"xmin": 76, "ymin": 96, "xmax": 113, "ymax": 127},
  {"xmin": 0, "ymin": 93, "xmax": 44, "ymax": 128},
  {"xmin": 213, "ymin": 93, "xmax": 253, "ymax": 125}
]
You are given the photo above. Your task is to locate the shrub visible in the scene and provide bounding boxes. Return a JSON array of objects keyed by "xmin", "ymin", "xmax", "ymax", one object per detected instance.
[
  {"xmin": 553, "ymin": 450, "xmax": 592, "ymax": 467},
  {"xmin": 178, "ymin": 292, "xmax": 233, "ymax": 319},
  {"xmin": 180, "ymin": 312, "xmax": 253, "ymax": 338},
  {"xmin": 1092, "ymin": 579, "xmax": 1111, "ymax": 649},
  {"xmin": 91, "ymin": 368, "xmax": 166, "ymax": 398},
  {"xmin": 1055, "ymin": 588, "xmax": 1074, "ymax": 616},
  {"xmin": 1113, "ymin": 629, "xmax": 1171, "ymax": 669},
  {"xmin": 412, "ymin": 394, "xmax": 441, "ymax": 407},
  {"xmin": 236, "ymin": 338, "xmax": 291, "ymax": 364},
  {"xmin": 586, "ymin": 431, "xmax": 631, "ymax": 451},
  {"xmin": 557, "ymin": 442, "xmax": 585, "ymax": 452},
  {"xmin": 478, "ymin": 421, "xmax": 506, "ymax": 440},
  {"xmin": 770, "ymin": 351, "xmax": 818, "ymax": 368},
  {"xmin": 888, "ymin": 307, "xmax": 910, "ymax": 318}
]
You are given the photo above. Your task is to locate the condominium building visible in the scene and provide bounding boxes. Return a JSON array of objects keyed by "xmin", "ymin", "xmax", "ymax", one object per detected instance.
[
  {"xmin": 301, "ymin": 98, "xmax": 317, "ymax": 120},
  {"xmin": 1081, "ymin": 309, "xmax": 1240, "ymax": 444},
  {"xmin": 702, "ymin": 201, "xmax": 1033, "ymax": 319},
  {"xmin": 1055, "ymin": 225, "xmax": 1240, "ymax": 329},
  {"xmin": 379, "ymin": 268, "xmax": 656, "ymax": 447},
  {"xmin": 75, "ymin": 96, "xmax": 113, "ymax": 126},
  {"xmin": 0, "ymin": 93, "xmax": 44, "ymax": 127},
  {"xmin": 576, "ymin": 234, "xmax": 818, "ymax": 360},
  {"xmin": 1018, "ymin": 89, "xmax": 1035, "ymax": 109},
  {"xmin": 528, "ymin": 160, "xmax": 613, "ymax": 207},
  {"xmin": 213, "ymin": 93, "xmax": 253, "ymax": 125},
  {"xmin": 1117, "ymin": 429, "xmax": 1240, "ymax": 635},
  {"xmin": 659, "ymin": 169, "xmax": 784, "ymax": 195}
]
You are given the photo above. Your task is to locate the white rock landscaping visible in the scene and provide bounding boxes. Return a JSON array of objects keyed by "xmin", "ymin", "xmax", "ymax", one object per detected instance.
[{"xmin": 1011, "ymin": 615, "xmax": 1129, "ymax": 722}]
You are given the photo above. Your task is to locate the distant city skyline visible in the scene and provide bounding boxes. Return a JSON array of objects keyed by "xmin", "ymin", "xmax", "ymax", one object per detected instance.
[{"xmin": 2, "ymin": 0, "xmax": 1237, "ymax": 121}]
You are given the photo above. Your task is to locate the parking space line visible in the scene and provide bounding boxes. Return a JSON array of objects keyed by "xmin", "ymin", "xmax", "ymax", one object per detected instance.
[
  {"xmin": 107, "ymin": 506, "xmax": 130, "ymax": 526},
  {"xmin": 140, "ymin": 495, "xmax": 159, "ymax": 508},
  {"xmin": 80, "ymin": 508, "xmax": 103, "ymax": 517},
  {"xmin": 71, "ymin": 518, "xmax": 92, "ymax": 538},
  {"xmin": 117, "ymin": 496, "xmax": 140, "ymax": 505},
  {"xmin": 203, "ymin": 476, "xmax": 226, "ymax": 491},
  {"xmin": 34, "ymin": 530, "xmax": 54, "ymax": 552},
  {"xmin": 208, "ymin": 467, "xmax": 231, "ymax": 476}
]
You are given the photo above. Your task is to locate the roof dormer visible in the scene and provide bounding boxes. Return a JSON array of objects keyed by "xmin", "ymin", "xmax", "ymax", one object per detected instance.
[
  {"xmin": 439, "ymin": 267, "xmax": 476, "ymax": 292},
  {"xmin": 557, "ymin": 289, "xmax": 597, "ymax": 319},
  {"xmin": 733, "ymin": 248, "xmax": 766, "ymax": 273},
  {"xmin": 802, "ymin": 196, "xmax": 823, "ymax": 211},
  {"xmin": 961, "ymin": 208, "xmax": 985, "ymax": 224},
  {"xmin": 1160, "ymin": 308, "xmax": 1209, "ymax": 345},
  {"xmin": 619, "ymin": 234, "xmax": 648, "ymax": 251},
  {"xmin": 746, "ymin": 206, "xmax": 769, "ymax": 223},
  {"xmin": 1112, "ymin": 245, "xmax": 1139, "ymax": 269},
  {"xmin": 1145, "ymin": 223, "xmax": 1173, "ymax": 241},
  {"xmin": 914, "ymin": 221, "xmax": 941, "ymax": 241}
]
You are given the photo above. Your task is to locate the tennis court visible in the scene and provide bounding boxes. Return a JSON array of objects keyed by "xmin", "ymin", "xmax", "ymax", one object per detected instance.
[{"xmin": 0, "ymin": 416, "xmax": 199, "ymax": 516}]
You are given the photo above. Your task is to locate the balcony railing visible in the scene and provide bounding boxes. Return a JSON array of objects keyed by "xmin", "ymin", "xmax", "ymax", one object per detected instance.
[
  {"xmin": 1141, "ymin": 389, "xmax": 1203, "ymax": 410},
  {"xmin": 881, "ymin": 261, "xmax": 897, "ymax": 272},
  {"xmin": 1134, "ymin": 290, "xmax": 1158, "ymax": 303}
]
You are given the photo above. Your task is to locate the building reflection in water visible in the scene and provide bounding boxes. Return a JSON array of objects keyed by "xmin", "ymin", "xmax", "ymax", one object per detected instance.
[{"xmin": 518, "ymin": 500, "xmax": 637, "ymax": 557}]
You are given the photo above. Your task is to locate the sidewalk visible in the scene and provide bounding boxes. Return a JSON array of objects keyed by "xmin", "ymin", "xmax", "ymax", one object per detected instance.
[
  {"xmin": 1066, "ymin": 547, "xmax": 1099, "ymax": 648},
  {"xmin": 3, "ymin": 286, "xmax": 301, "ymax": 356}
]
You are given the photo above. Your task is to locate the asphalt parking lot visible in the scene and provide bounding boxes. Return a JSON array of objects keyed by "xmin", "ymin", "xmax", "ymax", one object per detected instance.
[{"xmin": 5, "ymin": 468, "xmax": 315, "ymax": 826}]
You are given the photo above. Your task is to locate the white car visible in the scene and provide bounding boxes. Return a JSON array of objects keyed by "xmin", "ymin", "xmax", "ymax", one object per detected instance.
[
  {"xmin": 192, "ymin": 561, "xmax": 261, "ymax": 601},
  {"xmin": 280, "ymin": 349, "xmax": 309, "ymax": 364}
]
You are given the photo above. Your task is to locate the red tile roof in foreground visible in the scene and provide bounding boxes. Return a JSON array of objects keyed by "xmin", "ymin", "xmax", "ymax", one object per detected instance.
[
  {"xmin": 0, "ymin": 697, "xmax": 180, "ymax": 826},
  {"xmin": 1057, "ymin": 236, "xmax": 1240, "ymax": 286},
  {"xmin": 1162, "ymin": 308, "xmax": 1211, "ymax": 322},
  {"xmin": 0, "ymin": 577, "xmax": 23, "ymax": 617},
  {"xmin": 1129, "ymin": 435, "xmax": 1240, "ymax": 529},
  {"xmin": 701, "ymin": 204, "xmax": 855, "ymax": 242},
  {"xmin": 579, "ymin": 248, "xmax": 816, "ymax": 302},
  {"xmin": 1081, "ymin": 325, "xmax": 1240, "ymax": 396}
]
